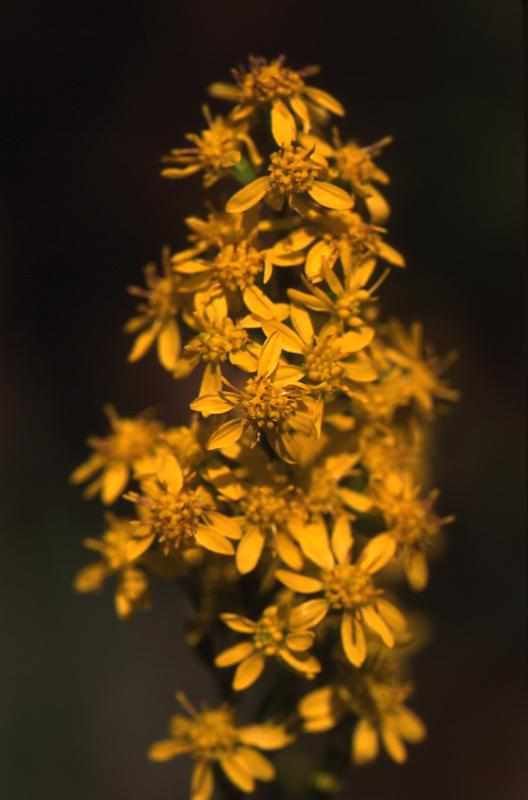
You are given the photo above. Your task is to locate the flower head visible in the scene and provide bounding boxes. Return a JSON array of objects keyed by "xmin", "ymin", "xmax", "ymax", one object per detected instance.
[
  {"xmin": 70, "ymin": 406, "xmax": 162, "ymax": 504},
  {"xmin": 161, "ymin": 105, "xmax": 261, "ymax": 187},
  {"xmin": 209, "ymin": 56, "xmax": 344, "ymax": 146},
  {"xmin": 149, "ymin": 694, "xmax": 293, "ymax": 799},
  {"xmin": 215, "ymin": 603, "xmax": 321, "ymax": 690},
  {"xmin": 276, "ymin": 517, "xmax": 405, "ymax": 666}
]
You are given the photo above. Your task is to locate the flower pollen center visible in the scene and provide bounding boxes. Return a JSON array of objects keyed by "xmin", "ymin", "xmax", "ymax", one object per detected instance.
[{"xmin": 323, "ymin": 563, "xmax": 377, "ymax": 609}]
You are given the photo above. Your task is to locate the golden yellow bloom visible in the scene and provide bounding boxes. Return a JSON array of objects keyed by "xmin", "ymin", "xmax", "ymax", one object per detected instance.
[
  {"xmin": 176, "ymin": 237, "xmax": 267, "ymax": 294},
  {"xmin": 73, "ymin": 514, "xmax": 152, "ymax": 618},
  {"xmin": 372, "ymin": 469, "xmax": 454, "ymax": 590},
  {"xmin": 380, "ymin": 320, "xmax": 460, "ymax": 413},
  {"xmin": 149, "ymin": 694, "xmax": 293, "ymax": 799},
  {"xmin": 288, "ymin": 256, "xmax": 386, "ymax": 334},
  {"xmin": 276, "ymin": 517, "xmax": 405, "ymax": 666},
  {"xmin": 125, "ymin": 247, "xmax": 186, "ymax": 371},
  {"xmin": 70, "ymin": 406, "xmax": 162, "ymax": 504},
  {"xmin": 161, "ymin": 105, "xmax": 261, "ymax": 188},
  {"xmin": 299, "ymin": 671, "xmax": 426, "ymax": 764},
  {"xmin": 330, "ymin": 132, "xmax": 393, "ymax": 223},
  {"xmin": 209, "ymin": 56, "xmax": 344, "ymax": 145},
  {"xmin": 190, "ymin": 334, "xmax": 320, "ymax": 463},
  {"xmin": 215, "ymin": 603, "xmax": 321, "ymax": 690},
  {"xmin": 226, "ymin": 144, "xmax": 353, "ymax": 215},
  {"xmin": 269, "ymin": 305, "xmax": 377, "ymax": 405},
  {"xmin": 125, "ymin": 451, "xmax": 240, "ymax": 557},
  {"xmin": 171, "ymin": 289, "xmax": 254, "ymax": 397}
]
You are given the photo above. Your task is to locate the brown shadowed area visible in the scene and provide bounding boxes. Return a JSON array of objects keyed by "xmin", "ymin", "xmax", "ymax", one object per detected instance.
[{"xmin": 1, "ymin": 1, "xmax": 525, "ymax": 798}]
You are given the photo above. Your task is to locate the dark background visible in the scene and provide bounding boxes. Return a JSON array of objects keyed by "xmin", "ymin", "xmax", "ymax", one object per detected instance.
[{"xmin": 2, "ymin": 1, "xmax": 525, "ymax": 798}]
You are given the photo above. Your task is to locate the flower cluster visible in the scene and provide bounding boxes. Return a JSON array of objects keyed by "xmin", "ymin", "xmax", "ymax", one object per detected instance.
[{"xmin": 73, "ymin": 56, "xmax": 457, "ymax": 798}]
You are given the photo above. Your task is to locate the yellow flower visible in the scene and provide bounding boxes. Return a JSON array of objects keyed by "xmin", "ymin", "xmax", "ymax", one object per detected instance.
[
  {"xmin": 215, "ymin": 603, "xmax": 321, "ymax": 690},
  {"xmin": 380, "ymin": 320, "xmax": 460, "ymax": 414},
  {"xmin": 148, "ymin": 693, "xmax": 293, "ymax": 799},
  {"xmin": 299, "ymin": 672, "xmax": 426, "ymax": 764},
  {"xmin": 300, "ymin": 451, "xmax": 375, "ymax": 516},
  {"xmin": 288, "ymin": 255, "xmax": 386, "ymax": 334},
  {"xmin": 372, "ymin": 469, "xmax": 454, "ymax": 590},
  {"xmin": 226, "ymin": 144, "xmax": 353, "ymax": 215},
  {"xmin": 171, "ymin": 207, "xmax": 258, "ymax": 266},
  {"xmin": 125, "ymin": 247, "xmax": 187, "ymax": 371},
  {"xmin": 276, "ymin": 517, "xmax": 405, "ymax": 666},
  {"xmin": 330, "ymin": 132, "xmax": 393, "ymax": 223},
  {"xmin": 268, "ymin": 304, "xmax": 377, "ymax": 406},
  {"xmin": 190, "ymin": 333, "xmax": 320, "ymax": 463},
  {"xmin": 73, "ymin": 514, "xmax": 152, "ymax": 618},
  {"xmin": 161, "ymin": 105, "xmax": 261, "ymax": 188},
  {"xmin": 209, "ymin": 56, "xmax": 344, "ymax": 146},
  {"xmin": 171, "ymin": 289, "xmax": 254, "ymax": 397},
  {"xmin": 125, "ymin": 450, "xmax": 240, "ymax": 557},
  {"xmin": 176, "ymin": 238, "xmax": 266, "ymax": 294},
  {"xmin": 70, "ymin": 406, "xmax": 162, "ymax": 504}
]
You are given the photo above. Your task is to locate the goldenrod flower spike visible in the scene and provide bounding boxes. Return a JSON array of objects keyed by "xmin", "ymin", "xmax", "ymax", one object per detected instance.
[{"xmin": 74, "ymin": 55, "xmax": 458, "ymax": 791}]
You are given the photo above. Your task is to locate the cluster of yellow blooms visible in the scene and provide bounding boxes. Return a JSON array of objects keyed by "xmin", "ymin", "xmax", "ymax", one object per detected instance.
[{"xmin": 73, "ymin": 56, "xmax": 458, "ymax": 798}]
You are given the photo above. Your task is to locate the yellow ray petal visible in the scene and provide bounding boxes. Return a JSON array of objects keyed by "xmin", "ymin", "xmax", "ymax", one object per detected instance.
[
  {"xmin": 73, "ymin": 562, "xmax": 107, "ymax": 593},
  {"xmin": 405, "ymin": 550, "xmax": 429, "ymax": 591},
  {"xmin": 220, "ymin": 613, "xmax": 256, "ymax": 633},
  {"xmin": 337, "ymin": 327, "xmax": 375, "ymax": 353},
  {"xmin": 159, "ymin": 452, "xmax": 183, "ymax": 493},
  {"xmin": 205, "ymin": 511, "xmax": 242, "ymax": 540},
  {"xmin": 308, "ymin": 181, "xmax": 353, "ymax": 210},
  {"xmin": 128, "ymin": 322, "xmax": 161, "ymax": 362},
  {"xmin": 257, "ymin": 331, "xmax": 282, "ymax": 376},
  {"xmin": 157, "ymin": 319, "xmax": 181, "ymax": 370},
  {"xmin": 190, "ymin": 393, "xmax": 238, "ymax": 415},
  {"xmin": 362, "ymin": 605, "xmax": 394, "ymax": 647},
  {"xmin": 226, "ymin": 176, "xmax": 270, "ymax": 214},
  {"xmin": 298, "ymin": 686, "xmax": 334, "ymax": 718},
  {"xmin": 236, "ymin": 526, "xmax": 266, "ymax": 574},
  {"xmin": 381, "ymin": 722, "xmax": 407, "ymax": 763},
  {"xmin": 275, "ymin": 532, "xmax": 303, "ymax": 570},
  {"xmin": 395, "ymin": 707, "xmax": 427, "ymax": 742},
  {"xmin": 101, "ymin": 462, "xmax": 129, "ymax": 504},
  {"xmin": 284, "ymin": 632, "xmax": 315, "ymax": 652},
  {"xmin": 331, "ymin": 515, "xmax": 354, "ymax": 564},
  {"xmin": 271, "ymin": 99, "xmax": 297, "ymax": 146},
  {"xmin": 357, "ymin": 534, "xmax": 395, "ymax": 574},
  {"xmin": 206, "ymin": 418, "xmax": 246, "ymax": 450},
  {"xmin": 341, "ymin": 612, "xmax": 367, "ymax": 666},
  {"xmin": 219, "ymin": 753, "xmax": 255, "ymax": 793},
  {"xmin": 352, "ymin": 719, "xmax": 379, "ymax": 764},
  {"xmin": 191, "ymin": 761, "xmax": 214, "ymax": 800},
  {"xmin": 215, "ymin": 641, "xmax": 255, "ymax": 667},
  {"xmin": 289, "ymin": 598, "xmax": 329, "ymax": 628},
  {"xmin": 275, "ymin": 570, "xmax": 323, "ymax": 594},
  {"xmin": 238, "ymin": 724, "xmax": 293, "ymax": 750},
  {"xmin": 148, "ymin": 739, "xmax": 191, "ymax": 761},
  {"xmin": 233, "ymin": 653, "xmax": 266, "ymax": 690},
  {"xmin": 376, "ymin": 598, "xmax": 407, "ymax": 633},
  {"xmin": 339, "ymin": 487, "xmax": 373, "ymax": 513},
  {"xmin": 235, "ymin": 747, "xmax": 275, "ymax": 781},
  {"xmin": 199, "ymin": 362, "xmax": 222, "ymax": 396},
  {"xmin": 303, "ymin": 86, "xmax": 345, "ymax": 116},
  {"xmin": 194, "ymin": 526, "xmax": 234, "ymax": 556},
  {"xmin": 296, "ymin": 521, "xmax": 334, "ymax": 570}
]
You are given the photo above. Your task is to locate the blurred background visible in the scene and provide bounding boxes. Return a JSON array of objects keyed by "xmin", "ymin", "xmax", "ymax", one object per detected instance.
[{"xmin": 1, "ymin": 0, "xmax": 525, "ymax": 797}]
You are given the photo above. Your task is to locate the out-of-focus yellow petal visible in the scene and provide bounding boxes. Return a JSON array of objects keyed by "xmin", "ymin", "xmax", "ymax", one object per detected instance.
[
  {"xmin": 220, "ymin": 613, "xmax": 256, "ymax": 633},
  {"xmin": 275, "ymin": 570, "xmax": 323, "ymax": 594},
  {"xmin": 219, "ymin": 753, "xmax": 255, "ymax": 793},
  {"xmin": 271, "ymin": 99, "xmax": 297, "ymax": 146},
  {"xmin": 298, "ymin": 686, "xmax": 334, "ymax": 718},
  {"xmin": 339, "ymin": 487, "xmax": 373, "ymax": 513},
  {"xmin": 101, "ymin": 462, "xmax": 129, "ymax": 504},
  {"xmin": 208, "ymin": 81, "xmax": 240, "ymax": 101},
  {"xmin": 236, "ymin": 526, "xmax": 265, "ymax": 574},
  {"xmin": 338, "ymin": 328, "xmax": 375, "ymax": 353},
  {"xmin": 233, "ymin": 653, "xmax": 266, "ymax": 690},
  {"xmin": 344, "ymin": 361, "xmax": 378, "ymax": 382},
  {"xmin": 352, "ymin": 719, "xmax": 379, "ymax": 764},
  {"xmin": 236, "ymin": 747, "xmax": 275, "ymax": 781},
  {"xmin": 405, "ymin": 550, "xmax": 429, "ymax": 591},
  {"xmin": 394, "ymin": 707, "xmax": 427, "ymax": 742},
  {"xmin": 279, "ymin": 648, "xmax": 320, "ymax": 675},
  {"xmin": 159, "ymin": 452, "xmax": 183, "ymax": 493},
  {"xmin": 206, "ymin": 418, "xmax": 246, "ymax": 450},
  {"xmin": 226, "ymin": 176, "xmax": 270, "ymax": 214},
  {"xmin": 331, "ymin": 515, "xmax": 354, "ymax": 564},
  {"xmin": 289, "ymin": 95, "xmax": 310, "ymax": 132},
  {"xmin": 296, "ymin": 521, "xmax": 334, "ymax": 570},
  {"xmin": 377, "ymin": 241, "xmax": 405, "ymax": 267},
  {"xmin": 376, "ymin": 598, "xmax": 407, "ymax": 633},
  {"xmin": 308, "ymin": 181, "xmax": 353, "ymax": 210},
  {"xmin": 238, "ymin": 724, "xmax": 294, "ymax": 750},
  {"xmin": 365, "ymin": 184, "xmax": 391, "ymax": 224},
  {"xmin": 362, "ymin": 605, "xmax": 395, "ymax": 647},
  {"xmin": 303, "ymin": 86, "xmax": 345, "ymax": 116},
  {"xmin": 148, "ymin": 739, "xmax": 191, "ymax": 761},
  {"xmin": 341, "ymin": 612, "xmax": 367, "ymax": 666},
  {"xmin": 157, "ymin": 319, "xmax": 181, "ymax": 370},
  {"xmin": 215, "ymin": 641, "xmax": 255, "ymax": 667},
  {"xmin": 205, "ymin": 511, "xmax": 241, "ymax": 540},
  {"xmin": 128, "ymin": 322, "xmax": 161, "ymax": 362},
  {"xmin": 284, "ymin": 631, "xmax": 314, "ymax": 652},
  {"xmin": 191, "ymin": 761, "xmax": 214, "ymax": 800},
  {"xmin": 381, "ymin": 722, "xmax": 407, "ymax": 763},
  {"xmin": 73, "ymin": 562, "xmax": 107, "ymax": 593},
  {"xmin": 357, "ymin": 534, "xmax": 395, "ymax": 574}
]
